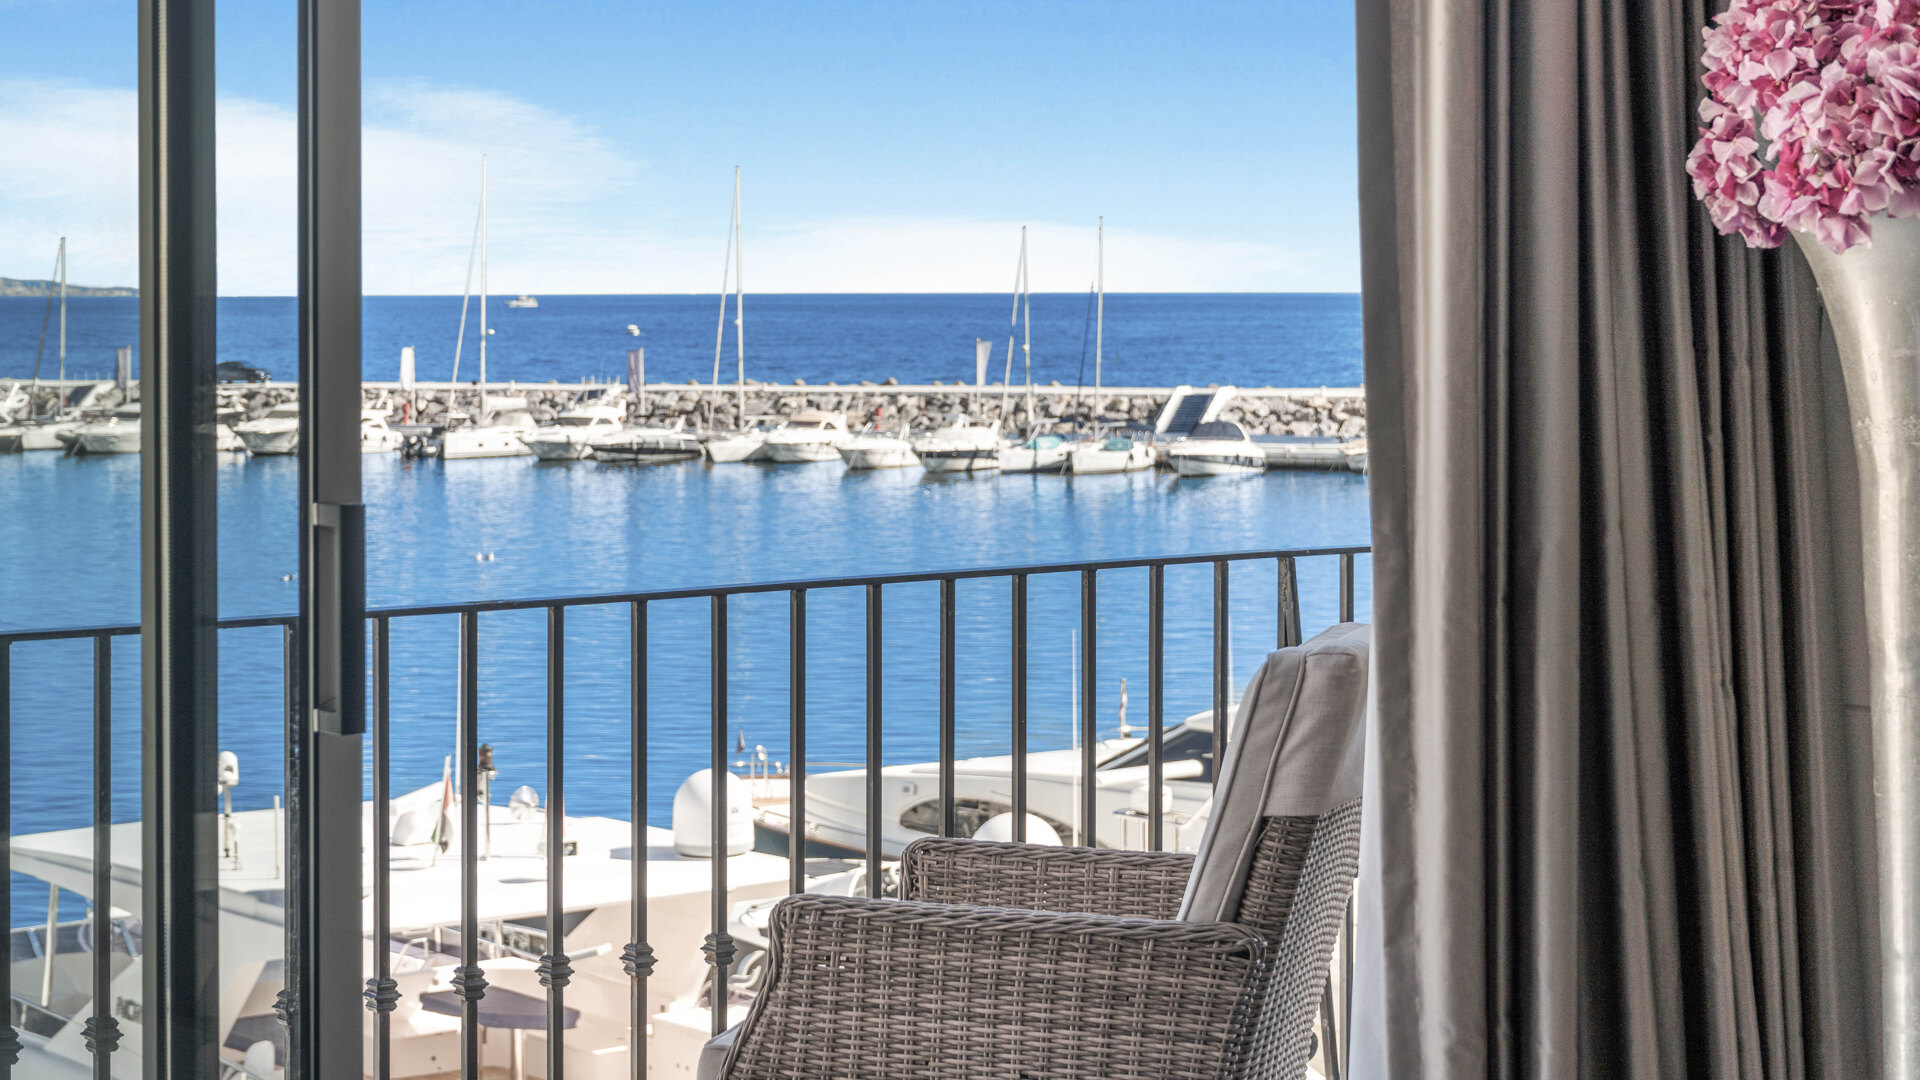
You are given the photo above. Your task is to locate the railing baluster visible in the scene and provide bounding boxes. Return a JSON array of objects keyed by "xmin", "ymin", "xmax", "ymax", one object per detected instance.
[
  {"xmin": 788, "ymin": 590, "xmax": 807, "ymax": 894},
  {"xmin": 85, "ymin": 635, "xmax": 120, "ymax": 1076},
  {"xmin": 938, "ymin": 579, "xmax": 956, "ymax": 838},
  {"xmin": 454, "ymin": 611, "xmax": 486, "ymax": 1080},
  {"xmin": 1213, "ymin": 560, "xmax": 1230, "ymax": 786},
  {"xmin": 623, "ymin": 601, "xmax": 654, "ymax": 1080},
  {"xmin": 1148, "ymin": 566, "xmax": 1165, "ymax": 852},
  {"xmin": 1277, "ymin": 556, "xmax": 1302, "ymax": 648},
  {"xmin": 365, "ymin": 618, "xmax": 395, "ymax": 1080},
  {"xmin": 1080, "ymin": 570, "xmax": 1097, "ymax": 846},
  {"xmin": 865, "ymin": 584, "xmax": 883, "ymax": 896},
  {"xmin": 1340, "ymin": 552, "xmax": 1357, "ymax": 622},
  {"xmin": 1010, "ymin": 574, "xmax": 1028, "ymax": 841},
  {"xmin": 704, "ymin": 596, "xmax": 734, "ymax": 1036},
  {"xmin": 0, "ymin": 642, "xmax": 13, "ymax": 1077},
  {"xmin": 542, "ymin": 606, "xmax": 571, "ymax": 1079}
]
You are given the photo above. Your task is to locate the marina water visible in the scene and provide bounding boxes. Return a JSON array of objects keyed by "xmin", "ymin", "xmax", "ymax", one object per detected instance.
[{"xmin": 1, "ymin": 293, "xmax": 1369, "ymax": 921}]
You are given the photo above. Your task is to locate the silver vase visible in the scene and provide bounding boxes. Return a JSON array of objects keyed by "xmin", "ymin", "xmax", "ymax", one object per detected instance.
[{"xmin": 1793, "ymin": 215, "xmax": 1920, "ymax": 1080}]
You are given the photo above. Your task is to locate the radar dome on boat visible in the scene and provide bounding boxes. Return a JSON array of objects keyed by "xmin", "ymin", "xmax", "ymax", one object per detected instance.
[
  {"xmin": 973, "ymin": 813, "xmax": 1060, "ymax": 846},
  {"xmin": 672, "ymin": 768, "xmax": 753, "ymax": 858}
]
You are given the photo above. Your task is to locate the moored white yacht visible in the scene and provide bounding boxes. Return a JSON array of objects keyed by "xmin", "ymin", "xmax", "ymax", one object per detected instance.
[
  {"xmin": 760, "ymin": 411, "xmax": 851, "ymax": 463},
  {"xmin": 703, "ymin": 426, "xmax": 771, "ymax": 463},
  {"xmin": 436, "ymin": 397, "xmax": 539, "ymax": 460},
  {"xmin": 911, "ymin": 414, "xmax": 1003, "ymax": 474},
  {"xmin": 1166, "ymin": 420, "xmax": 1266, "ymax": 476},
  {"xmin": 751, "ymin": 707, "xmax": 1224, "ymax": 859},
  {"xmin": 69, "ymin": 405, "xmax": 142, "ymax": 455},
  {"xmin": 236, "ymin": 401, "xmax": 302, "ymax": 455},
  {"xmin": 1000, "ymin": 432, "xmax": 1070, "ymax": 474},
  {"xmin": 1067, "ymin": 430, "xmax": 1157, "ymax": 474},
  {"xmin": 520, "ymin": 401, "xmax": 628, "ymax": 460},
  {"xmin": 838, "ymin": 427, "xmax": 918, "ymax": 469},
  {"xmin": 592, "ymin": 418, "xmax": 704, "ymax": 463},
  {"xmin": 6, "ymin": 763, "xmax": 847, "ymax": 1080},
  {"xmin": 361, "ymin": 406, "xmax": 404, "ymax": 453}
]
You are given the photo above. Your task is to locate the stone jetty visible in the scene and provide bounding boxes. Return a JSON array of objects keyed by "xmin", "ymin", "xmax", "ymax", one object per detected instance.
[{"xmin": 2, "ymin": 378, "xmax": 1367, "ymax": 439}]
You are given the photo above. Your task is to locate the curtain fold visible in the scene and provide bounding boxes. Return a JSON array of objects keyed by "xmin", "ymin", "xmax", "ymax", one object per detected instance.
[{"xmin": 1349, "ymin": 0, "xmax": 1880, "ymax": 1073}]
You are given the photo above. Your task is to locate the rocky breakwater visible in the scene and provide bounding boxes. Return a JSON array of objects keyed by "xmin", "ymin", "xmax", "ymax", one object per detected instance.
[{"xmin": 365, "ymin": 380, "xmax": 1366, "ymax": 439}]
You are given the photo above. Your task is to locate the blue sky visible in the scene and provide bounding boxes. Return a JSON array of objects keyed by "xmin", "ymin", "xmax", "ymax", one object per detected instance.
[{"xmin": 0, "ymin": 1, "xmax": 1360, "ymax": 294}]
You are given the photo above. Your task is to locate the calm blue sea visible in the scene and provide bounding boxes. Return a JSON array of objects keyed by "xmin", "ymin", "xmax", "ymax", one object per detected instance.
[
  {"xmin": 0, "ymin": 292, "xmax": 1364, "ymax": 388},
  {"xmin": 1, "ymin": 294, "xmax": 1369, "ymax": 922}
]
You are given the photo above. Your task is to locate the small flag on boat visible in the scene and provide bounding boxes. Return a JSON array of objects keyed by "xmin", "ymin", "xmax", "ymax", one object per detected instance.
[{"xmin": 975, "ymin": 339, "xmax": 992, "ymax": 388}]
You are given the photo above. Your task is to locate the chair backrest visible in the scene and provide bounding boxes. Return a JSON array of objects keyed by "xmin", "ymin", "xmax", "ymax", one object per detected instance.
[{"xmin": 1178, "ymin": 621, "xmax": 1368, "ymax": 1079}]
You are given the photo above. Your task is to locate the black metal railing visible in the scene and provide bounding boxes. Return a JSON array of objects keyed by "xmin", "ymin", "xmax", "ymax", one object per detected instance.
[{"xmin": 0, "ymin": 544, "xmax": 1367, "ymax": 1080}]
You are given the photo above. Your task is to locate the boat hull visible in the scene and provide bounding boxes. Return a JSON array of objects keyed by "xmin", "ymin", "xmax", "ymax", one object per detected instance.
[
  {"xmin": 0, "ymin": 422, "xmax": 80, "ymax": 452},
  {"xmin": 839, "ymin": 443, "xmax": 917, "ymax": 469},
  {"xmin": 524, "ymin": 435, "xmax": 600, "ymax": 461},
  {"xmin": 437, "ymin": 427, "xmax": 536, "ymax": 459},
  {"xmin": 917, "ymin": 449, "xmax": 1000, "ymax": 474},
  {"xmin": 593, "ymin": 444, "xmax": 702, "ymax": 464},
  {"xmin": 704, "ymin": 434, "xmax": 768, "ymax": 463},
  {"xmin": 762, "ymin": 439, "xmax": 843, "ymax": 463},
  {"xmin": 1168, "ymin": 444, "xmax": 1266, "ymax": 476},
  {"xmin": 238, "ymin": 426, "xmax": 300, "ymax": 456},
  {"xmin": 1068, "ymin": 446, "xmax": 1155, "ymax": 474},
  {"xmin": 72, "ymin": 425, "xmax": 141, "ymax": 455},
  {"xmin": 1000, "ymin": 446, "xmax": 1069, "ymax": 473}
]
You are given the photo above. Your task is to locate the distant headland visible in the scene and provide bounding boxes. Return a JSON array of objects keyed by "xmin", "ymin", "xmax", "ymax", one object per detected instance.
[{"xmin": 0, "ymin": 277, "xmax": 137, "ymax": 298}]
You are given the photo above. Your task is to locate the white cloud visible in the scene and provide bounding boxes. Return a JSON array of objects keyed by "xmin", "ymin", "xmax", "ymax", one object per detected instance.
[{"xmin": 0, "ymin": 76, "xmax": 1348, "ymax": 294}]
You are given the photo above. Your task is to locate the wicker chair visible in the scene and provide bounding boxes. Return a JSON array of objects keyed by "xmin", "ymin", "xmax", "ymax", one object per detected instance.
[{"xmin": 700, "ymin": 622, "xmax": 1369, "ymax": 1080}]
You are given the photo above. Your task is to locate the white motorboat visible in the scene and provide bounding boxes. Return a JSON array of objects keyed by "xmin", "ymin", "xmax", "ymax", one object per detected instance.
[
  {"xmin": 838, "ymin": 428, "xmax": 918, "ymax": 470},
  {"xmin": 1067, "ymin": 431, "xmax": 1157, "ymax": 474},
  {"xmin": 912, "ymin": 415, "xmax": 1003, "ymax": 474},
  {"xmin": 506, "ymin": 294, "xmax": 538, "ymax": 308},
  {"xmin": 7, "ymin": 760, "xmax": 854, "ymax": 1079},
  {"xmin": 236, "ymin": 401, "xmax": 302, "ymax": 455},
  {"xmin": 752, "ymin": 706, "xmax": 1224, "ymax": 859},
  {"xmin": 1343, "ymin": 438, "xmax": 1369, "ymax": 474},
  {"xmin": 361, "ymin": 406, "xmax": 404, "ymax": 454},
  {"xmin": 69, "ymin": 405, "xmax": 142, "ymax": 455},
  {"xmin": 1000, "ymin": 433, "xmax": 1070, "ymax": 474},
  {"xmin": 592, "ymin": 420, "xmax": 704, "ymax": 464},
  {"xmin": 703, "ymin": 427, "xmax": 770, "ymax": 463},
  {"xmin": 520, "ymin": 402, "xmax": 628, "ymax": 460},
  {"xmin": 761, "ymin": 411, "xmax": 851, "ymax": 463},
  {"xmin": 437, "ymin": 400, "xmax": 539, "ymax": 460},
  {"xmin": 1166, "ymin": 420, "xmax": 1267, "ymax": 476},
  {"xmin": 1255, "ymin": 435, "xmax": 1354, "ymax": 470}
]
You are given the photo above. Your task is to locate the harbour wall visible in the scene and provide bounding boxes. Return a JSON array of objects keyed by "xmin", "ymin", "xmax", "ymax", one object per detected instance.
[{"xmin": 3, "ymin": 379, "xmax": 1368, "ymax": 438}]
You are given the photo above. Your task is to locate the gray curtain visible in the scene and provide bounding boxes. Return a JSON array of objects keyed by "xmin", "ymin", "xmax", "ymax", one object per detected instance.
[{"xmin": 1348, "ymin": 0, "xmax": 1880, "ymax": 1072}]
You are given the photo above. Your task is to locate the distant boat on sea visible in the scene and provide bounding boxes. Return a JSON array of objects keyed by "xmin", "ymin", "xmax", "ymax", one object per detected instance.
[{"xmin": 507, "ymin": 294, "xmax": 538, "ymax": 308}]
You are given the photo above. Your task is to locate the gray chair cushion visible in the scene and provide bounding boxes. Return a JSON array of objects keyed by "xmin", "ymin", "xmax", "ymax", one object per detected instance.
[
  {"xmin": 697, "ymin": 1024, "xmax": 739, "ymax": 1080},
  {"xmin": 1178, "ymin": 622, "xmax": 1369, "ymax": 924}
]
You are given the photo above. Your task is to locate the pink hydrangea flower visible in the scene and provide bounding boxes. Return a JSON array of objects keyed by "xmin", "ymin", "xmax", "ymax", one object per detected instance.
[{"xmin": 1691, "ymin": 0, "xmax": 1920, "ymax": 251}]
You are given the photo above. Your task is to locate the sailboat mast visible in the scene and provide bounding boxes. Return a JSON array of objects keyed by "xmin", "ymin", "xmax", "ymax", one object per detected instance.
[
  {"xmin": 57, "ymin": 237, "xmax": 66, "ymax": 389},
  {"xmin": 734, "ymin": 167, "xmax": 745, "ymax": 421},
  {"xmin": 1094, "ymin": 217, "xmax": 1103, "ymax": 405},
  {"xmin": 711, "ymin": 172, "xmax": 736, "ymax": 430},
  {"xmin": 1004, "ymin": 227, "xmax": 1023, "ymax": 426},
  {"xmin": 1022, "ymin": 241, "xmax": 1032, "ymax": 425},
  {"xmin": 479, "ymin": 155, "xmax": 490, "ymax": 423}
]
